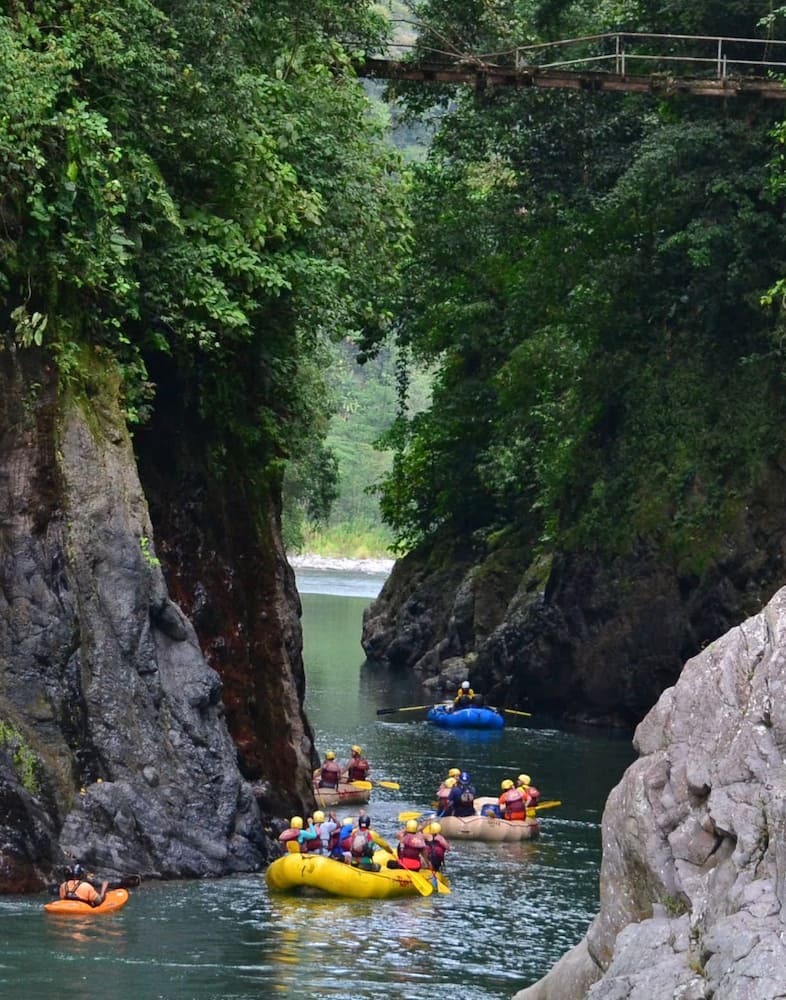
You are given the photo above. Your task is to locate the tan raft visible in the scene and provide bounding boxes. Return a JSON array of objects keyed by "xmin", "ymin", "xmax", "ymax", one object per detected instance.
[
  {"xmin": 436, "ymin": 796, "xmax": 540, "ymax": 841},
  {"xmin": 312, "ymin": 778, "xmax": 371, "ymax": 808}
]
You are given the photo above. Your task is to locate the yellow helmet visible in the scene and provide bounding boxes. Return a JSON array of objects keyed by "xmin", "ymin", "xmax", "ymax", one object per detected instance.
[
  {"xmin": 351, "ymin": 745, "xmax": 362, "ymax": 754},
  {"xmin": 312, "ymin": 810, "xmax": 325, "ymax": 824},
  {"xmin": 444, "ymin": 777, "xmax": 457, "ymax": 788},
  {"xmin": 325, "ymin": 751, "xmax": 336, "ymax": 760},
  {"xmin": 501, "ymin": 779, "xmax": 514, "ymax": 791},
  {"xmin": 517, "ymin": 773, "xmax": 531, "ymax": 786},
  {"xmin": 343, "ymin": 817, "xmax": 354, "ymax": 826},
  {"xmin": 428, "ymin": 821, "xmax": 441, "ymax": 835},
  {"xmin": 405, "ymin": 819, "xmax": 419, "ymax": 833},
  {"xmin": 291, "ymin": 816, "xmax": 304, "ymax": 829},
  {"xmin": 448, "ymin": 768, "xmax": 461, "ymax": 777}
]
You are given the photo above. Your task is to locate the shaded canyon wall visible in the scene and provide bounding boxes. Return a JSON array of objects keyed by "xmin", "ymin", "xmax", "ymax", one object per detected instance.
[
  {"xmin": 0, "ymin": 348, "xmax": 312, "ymax": 890},
  {"xmin": 363, "ymin": 459, "xmax": 786, "ymax": 726}
]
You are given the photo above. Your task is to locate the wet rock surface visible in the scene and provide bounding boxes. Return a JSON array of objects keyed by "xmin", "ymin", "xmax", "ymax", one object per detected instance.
[{"xmin": 0, "ymin": 350, "xmax": 309, "ymax": 888}]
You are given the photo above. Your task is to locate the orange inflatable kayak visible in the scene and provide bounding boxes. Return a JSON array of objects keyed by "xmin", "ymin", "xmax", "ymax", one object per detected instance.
[{"xmin": 44, "ymin": 888, "xmax": 129, "ymax": 915}]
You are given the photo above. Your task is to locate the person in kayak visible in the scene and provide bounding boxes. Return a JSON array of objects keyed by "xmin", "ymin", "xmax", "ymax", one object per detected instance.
[
  {"xmin": 422, "ymin": 821, "xmax": 450, "ymax": 872},
  {"xmin": 58, "ymin": 864, "xmax": 108, "ymax": 907},
  {"xmin": 447, "ymin": 771, "xmax": 476, "ymax": 817},
  {"xmin": 344, "ymin": 745, "xmax": 370, "ymax": 783},
  {"xmin": 315, "ymin": 750, "xmax": 342, "ymax": 789}
]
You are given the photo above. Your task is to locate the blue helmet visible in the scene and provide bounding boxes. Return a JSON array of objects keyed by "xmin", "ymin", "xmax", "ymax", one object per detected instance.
[{"xmin": 460, "ymin": 771, "xmax": 470, "ymax": 783}]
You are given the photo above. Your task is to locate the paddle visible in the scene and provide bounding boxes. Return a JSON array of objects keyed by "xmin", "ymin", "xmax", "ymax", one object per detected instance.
[
  {"xmin": 432, "ymin": 874, "xmax": 450, "ymax": 895},
  {"xmin": 376, "ymin": 705, "xmax": 431, "ymax": 716},
  {"xmin": 351, "ymin": 779, "xmax": 401, "ymax": 791},
  {"xmin": 371, "ymin": 832, "xmax": 396, "ymax": 854},
  {"xmin": 397, "ymin": 810, "xmax": 437, "ymax": 823},
  {"xmin": 408, "ymin": 870, "xmax": 434, "ymax": 896},
  {"xmin": 503, "ymin": 708, "xmax": 532, "ymax": 717},
  {"xmin": 530, "ymin": 799, "xmax": 562, "ymax": 812}
]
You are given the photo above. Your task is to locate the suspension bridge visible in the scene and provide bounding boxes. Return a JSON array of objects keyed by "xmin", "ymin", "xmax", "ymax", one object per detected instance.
[{"xmin": 356, "ymin": 31, "xmax": 786, "ymax": 100}]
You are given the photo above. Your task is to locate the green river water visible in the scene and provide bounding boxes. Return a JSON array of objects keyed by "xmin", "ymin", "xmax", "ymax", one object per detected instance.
[{"xmin": 2, "ymin": 568, "xmax": 636, "ymax": 1000}]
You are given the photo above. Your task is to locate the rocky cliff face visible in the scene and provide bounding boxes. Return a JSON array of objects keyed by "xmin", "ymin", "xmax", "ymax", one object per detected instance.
[
  {"xmin": 513, "ymin": 584, "xmax": 786, "ymax": 1000},
  {"xmin": 0, "ymin": 347, "xmax": 311, "ymax": 890},
  {"xmin": 363, "ymin": 461, "xmax": 786, "ymax": 725}
]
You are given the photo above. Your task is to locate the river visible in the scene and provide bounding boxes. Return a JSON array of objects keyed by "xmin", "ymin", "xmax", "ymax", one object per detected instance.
[{"xmin": 3, "ymin": 567, "xmax": 636, "ymax": 1000}]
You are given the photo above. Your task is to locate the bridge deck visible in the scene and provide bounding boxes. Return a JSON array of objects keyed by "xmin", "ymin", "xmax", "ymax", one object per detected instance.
[{"xmin": 357, "ymin": 56, "xmax": 786, "ymax": 100}]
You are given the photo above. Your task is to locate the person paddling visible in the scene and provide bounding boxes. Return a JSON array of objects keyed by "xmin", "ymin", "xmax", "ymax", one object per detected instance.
[
  {"xmin": 344, "ymin": 745, "xmax": 370, "ymax": 783},
  {"xmin": 315, "ymin": 750, "xmax": 342, "ymax": 789},
  {"xmin": 394, "ymin": 819, "xmax": 429, "ymax": 871},
  {"xmin": 58, "ymin": 864, "xmax": 108, "ymax": 908},
  {"xmin": 422, "ymin": 821, "xmax": 450, "ymax": 873}
]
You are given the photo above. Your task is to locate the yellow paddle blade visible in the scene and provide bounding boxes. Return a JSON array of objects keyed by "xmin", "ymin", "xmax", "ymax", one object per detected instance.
[
  {"xmin": 372, "ymin": 833, "xmax": 395, "ymax": 854},
  {"xmin": 408, "ymin": 870, "xmax": 433, "ymax": 897},
  {"xmin": 533, "ymin": 799, "xmax": 562, "ymax": 812},
  {"xmin": 397, "ymin": 811, "xmax": 423, "ymax": 823},
  {"xmin": 376, "ymin": 780, "xmax": 400, "ymax": 790},
  {"xmin": 351, "ymin": 780, "xmax": 373, "ymax": 790}
]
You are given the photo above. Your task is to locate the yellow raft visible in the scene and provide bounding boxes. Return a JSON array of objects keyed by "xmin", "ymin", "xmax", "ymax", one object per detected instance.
[
  {"xmin": 266, "ymin": 851, "xmax": 446, "ymax": 899},
  {"xmin": 44, "ymin": 888, "xmax": 129, "ymax": 916}
]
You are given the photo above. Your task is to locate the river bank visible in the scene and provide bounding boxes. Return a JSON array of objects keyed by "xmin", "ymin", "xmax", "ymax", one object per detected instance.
[{"xmin": 287, "ymin": 552, "xmax": 395, "ymax": 575}]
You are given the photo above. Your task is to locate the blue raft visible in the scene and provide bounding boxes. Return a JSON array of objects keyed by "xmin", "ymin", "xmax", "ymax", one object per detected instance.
[{"xmin": 426, "ymin": 704, "xmax": 505, "ymax": 729}]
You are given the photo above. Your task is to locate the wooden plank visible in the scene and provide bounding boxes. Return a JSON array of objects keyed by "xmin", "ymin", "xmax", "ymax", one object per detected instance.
[{"xmin": 354, "ymin": 57, "xmax": 786, "ymax": 100}]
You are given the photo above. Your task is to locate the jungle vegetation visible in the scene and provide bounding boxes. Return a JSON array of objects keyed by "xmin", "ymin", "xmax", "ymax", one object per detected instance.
[
  {"xmin": 375, "ymin": 0, "xmax": 786, "ymax": 574},
  {"xmin": 0, "ymin": 0, "xmax": 408, "ymax": 532}
]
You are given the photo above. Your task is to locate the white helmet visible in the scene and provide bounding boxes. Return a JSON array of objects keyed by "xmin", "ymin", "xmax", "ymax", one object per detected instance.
[{"xmin": 461, "ymin": 681, "xmax": 470, "ymax": 690}]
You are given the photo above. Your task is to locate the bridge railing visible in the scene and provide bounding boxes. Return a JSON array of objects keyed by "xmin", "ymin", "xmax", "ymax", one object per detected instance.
[{"xmin": 514, "ymin": 32, "xmax": 786, "ymax": 79}]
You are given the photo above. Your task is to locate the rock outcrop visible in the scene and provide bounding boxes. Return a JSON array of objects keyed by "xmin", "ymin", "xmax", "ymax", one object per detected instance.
[
  {"xmin": 513, "ymin": 585, "xmax": 786, "ymax": 1000},
  {"xmin": 0, "ymin": 347, "xmax": 310, "ymax": 889},
  {"xmin": 363, "ymin": 459, "xmax": 786, "ymax": 726}
]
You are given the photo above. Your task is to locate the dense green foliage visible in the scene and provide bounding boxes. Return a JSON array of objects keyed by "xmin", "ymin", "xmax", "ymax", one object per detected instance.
[
  {"xmin": 1, "ymin": 0, "xmax": 408, "ymax": 513},
  {"xmin": 377, "ymin": 0, "xmax": 786, "ymax": 565}
]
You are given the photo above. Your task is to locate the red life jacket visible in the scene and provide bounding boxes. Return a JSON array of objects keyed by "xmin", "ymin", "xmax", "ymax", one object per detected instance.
[
  {"xmin": 347, "ymin": 758, "xmax": 369, "ymax": 781},
  {"xmin": 319, "ymin": 761, "xmax": 342, "ymax": 787},
  {"xmin": 399, "ymin": 832, "xmax": 426, "ymax": 863},
  {"xmin": 426, "ymin": 835, "xmax": 448, "ymax": 867},
  {"xmin": 502, "ymin": 788, "xmax": 527, "ymax": 821}
]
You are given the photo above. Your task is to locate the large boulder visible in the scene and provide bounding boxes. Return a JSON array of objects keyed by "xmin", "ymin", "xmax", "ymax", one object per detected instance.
[{"xmin": 513, "ymin": 585, "xmax": 786, "ymax": 999}]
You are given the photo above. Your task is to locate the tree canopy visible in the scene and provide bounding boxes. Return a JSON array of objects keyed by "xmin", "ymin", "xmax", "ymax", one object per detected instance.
[
  {"xmin": 376, "ymin": 0, "xmax": 786, "ymax": 567},
  {"xmin": 1, "ymin": 0, "xmax": 408, "ymax": 507}
]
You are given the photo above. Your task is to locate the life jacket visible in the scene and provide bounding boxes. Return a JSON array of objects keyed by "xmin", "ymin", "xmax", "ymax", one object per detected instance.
[
  {"xmin": 501, "ymin": 788, "xmax": 527, "ymax": 821},
  {"xmin": 319, "ymin": 760, "xmax": 342, "ymax": 788},
  {"xmin": 526, "ymin": 785, "xmax": 541, "ymax": 806},
  {"xmin": 426, "ymin": 835, "xmax": 448, "ymax": 868},
  {"xmin": 350, "ymin": 829, "xmax": 374, "ymax": 859},
  {"xmin": 399, "ymin": 832, "xmax": 426, "ymax": 864},
  {"xmin": 59, "ymin": 879, "xmax": 99, "ymax": 905},
  {"xmin": 279, "ymin": 827, "xmax": 310, "ymax": 853},
  {"xmin": 347, "ymin": 758, "xmax": 369, "ymax": 782}
]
